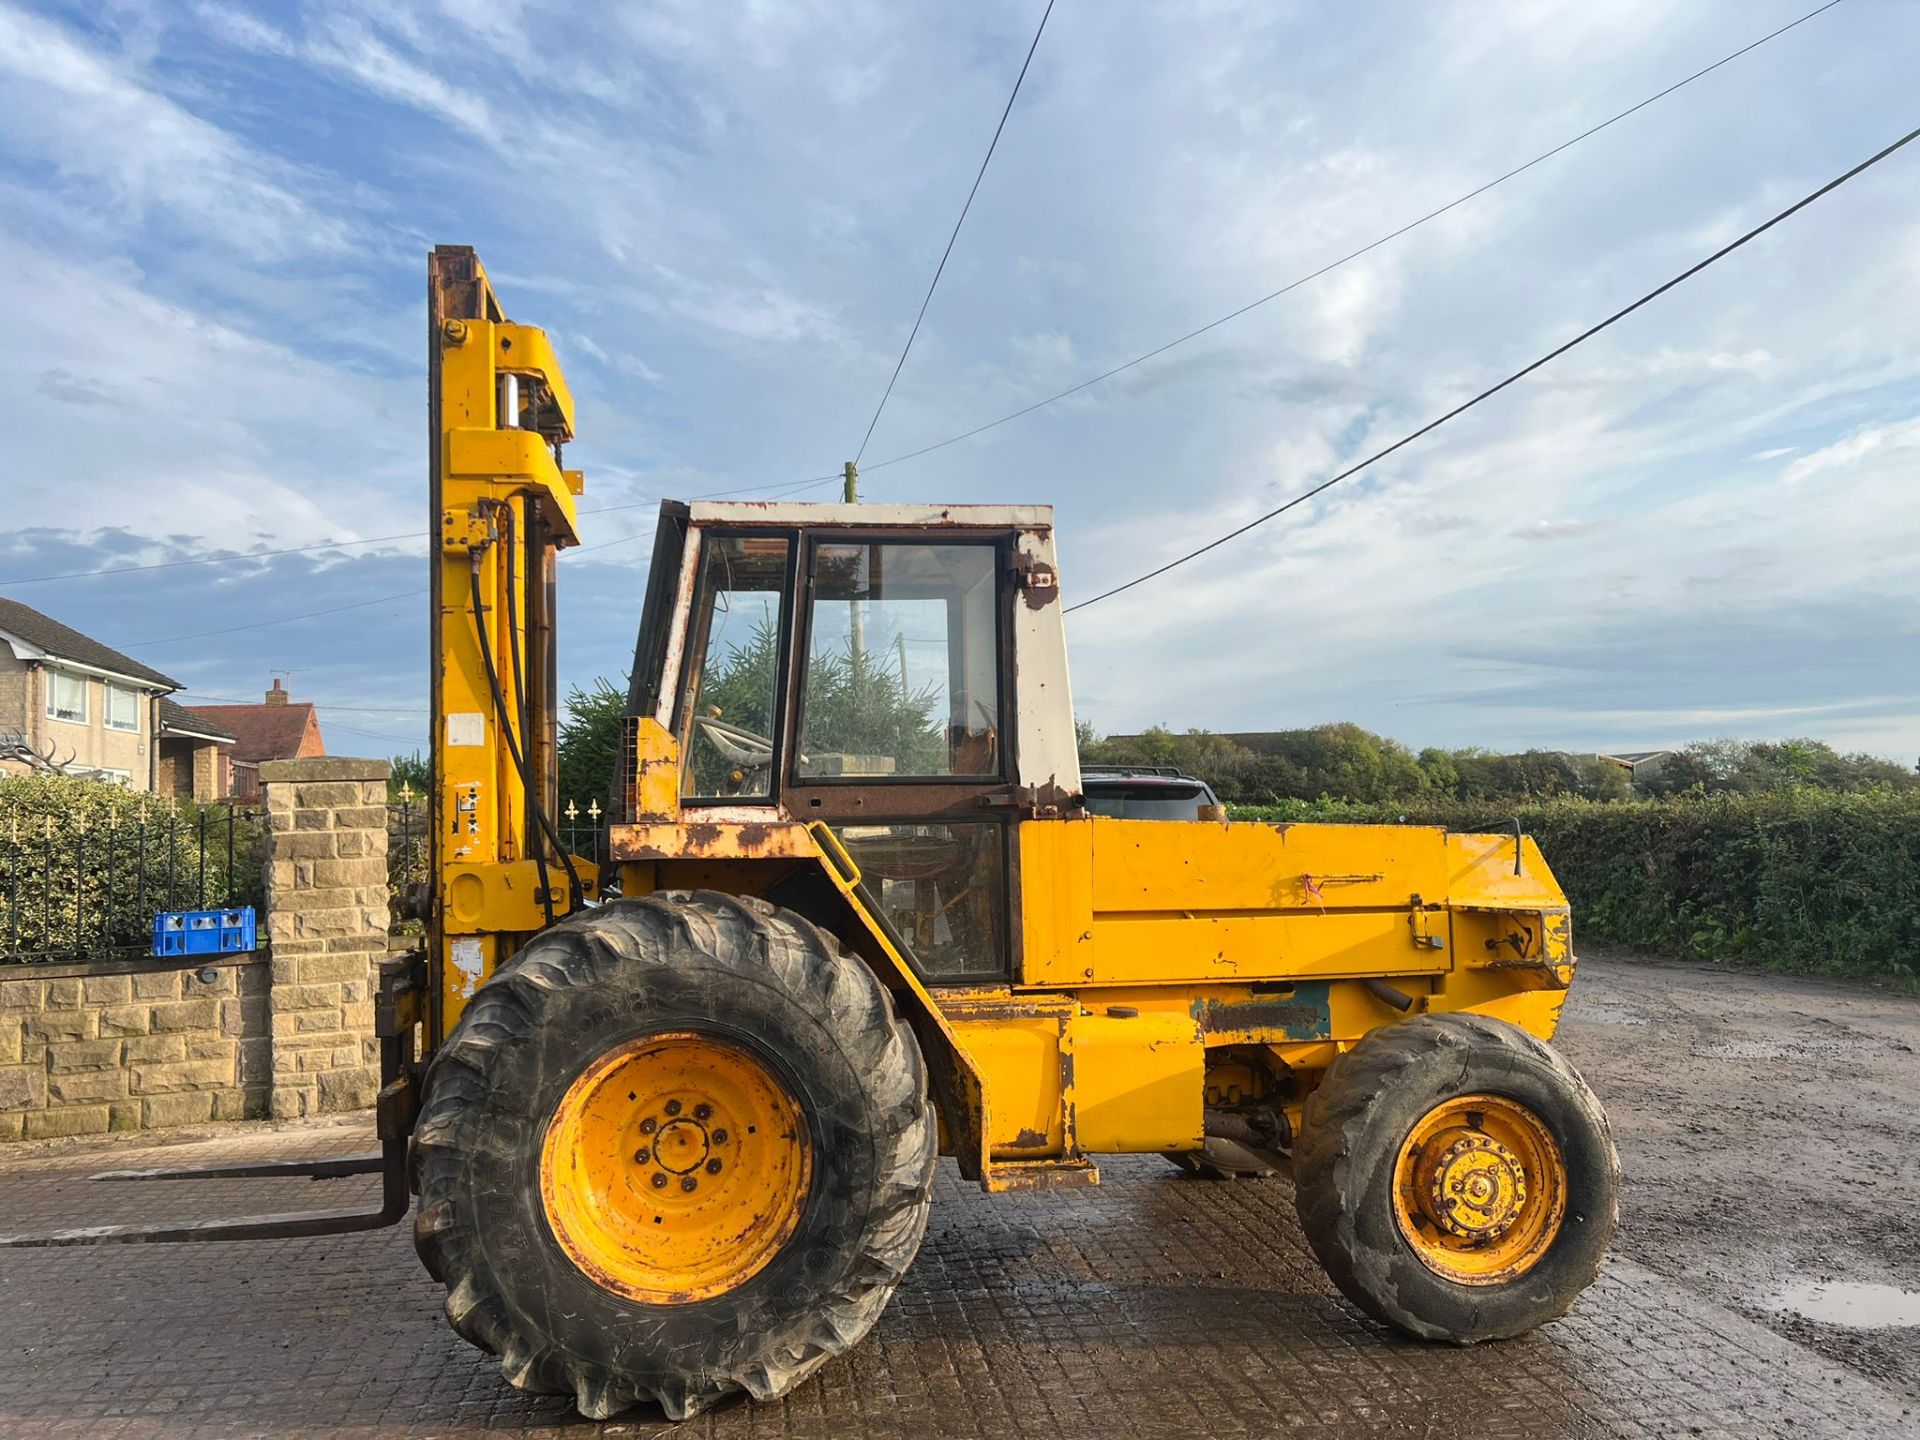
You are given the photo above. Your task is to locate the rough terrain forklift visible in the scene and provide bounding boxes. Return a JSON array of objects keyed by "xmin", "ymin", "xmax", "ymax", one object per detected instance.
[{"xmin": 4, "ymin": 249, "xmax": 1618, "ymax": 1421}]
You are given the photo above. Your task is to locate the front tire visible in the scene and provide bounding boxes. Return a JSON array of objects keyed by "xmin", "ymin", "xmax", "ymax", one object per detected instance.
[
  {"xmin": 412, "ymin": 892, "xmax": 936, "ymax": 1420},
  {"xmin": 1293, "ymin": 1013, "xmax": 1618, "ymax": 1343}
]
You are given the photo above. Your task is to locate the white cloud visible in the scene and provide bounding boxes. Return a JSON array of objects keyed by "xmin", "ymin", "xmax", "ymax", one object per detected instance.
[{"xmin": 0, "ymin": 4, "xmax": 353, "ymax": 255}]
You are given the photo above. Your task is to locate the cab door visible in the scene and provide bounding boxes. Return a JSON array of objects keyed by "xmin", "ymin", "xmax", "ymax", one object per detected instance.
[{"xmin": 779, "ymin": 530, "xmax": 1018, "ymax": 984}]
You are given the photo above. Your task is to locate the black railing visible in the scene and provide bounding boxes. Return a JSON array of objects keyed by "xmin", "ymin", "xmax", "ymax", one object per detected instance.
[
  {"xmin": 560, "ymin": 798, "xmax": 604, "ymax": 867},
  {"xmin": 388, "ymin": 787, "xmax": 431, "ymax": 934},
  {"xmin": 0, "ymin": 802, "xmax": 264, "ymax": 966}
]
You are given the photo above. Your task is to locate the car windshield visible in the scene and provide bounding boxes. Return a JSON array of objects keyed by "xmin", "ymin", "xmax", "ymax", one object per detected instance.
[{"xmin": 1082, "ymin": 783, "xmax": 1210, "ymax": 819}]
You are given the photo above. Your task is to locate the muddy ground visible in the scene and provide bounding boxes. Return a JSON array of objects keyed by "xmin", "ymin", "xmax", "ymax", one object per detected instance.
[{"xmin": 1559, "ymin": 948, "xmax": 1920, "ymax": 1401}]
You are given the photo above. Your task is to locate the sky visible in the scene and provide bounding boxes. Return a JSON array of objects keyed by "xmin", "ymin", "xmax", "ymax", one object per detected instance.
[{"xmin": 1, "ymin": 0, "xmax": 1916, "ymax": 772}]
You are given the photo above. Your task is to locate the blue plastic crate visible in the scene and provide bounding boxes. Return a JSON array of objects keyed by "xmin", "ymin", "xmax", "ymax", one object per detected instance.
[{"xmin": 152, "ymin": 906, "xmax": 257, "ymax": 957}]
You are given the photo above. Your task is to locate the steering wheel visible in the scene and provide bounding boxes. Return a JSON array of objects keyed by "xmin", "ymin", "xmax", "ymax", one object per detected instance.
[{"xmin": 695, "ymin": 716, "xmax": 775, "ymax": 765}]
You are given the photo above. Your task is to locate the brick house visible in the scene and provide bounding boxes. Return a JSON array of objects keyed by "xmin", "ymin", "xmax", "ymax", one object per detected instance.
[
  {"xmin": 0, "ymin": 597, "xmax": 234, "ymax": 794},
  {"xmin": 190, "ymin": 680, "xmax": 327, "ymax": 801},
  {"xmin": 156, "ymin": 698, "xmax": 238, "ymax": 800}
]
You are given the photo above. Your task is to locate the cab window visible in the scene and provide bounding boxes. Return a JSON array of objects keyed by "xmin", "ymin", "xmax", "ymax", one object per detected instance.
[
  {"xmin": 679, "ymin": 534, "xmax": 790, "ymax": 799},
  {"xmin": 797, "ymin": 542, "xmax": 1001, "ymax": 780}
]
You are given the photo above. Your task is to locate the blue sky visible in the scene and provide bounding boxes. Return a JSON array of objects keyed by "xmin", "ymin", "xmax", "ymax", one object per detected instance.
[{"xmin": 1, "ymin": 0, "xmax": 1916, "ymax": 772}]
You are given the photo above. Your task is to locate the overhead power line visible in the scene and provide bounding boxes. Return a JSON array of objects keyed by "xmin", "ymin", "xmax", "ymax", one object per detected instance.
[
  {"xmin": 122, "ymin": 589, "xmax": 427, "ymax": 650},
  {"xmin": 857, "ymin": 0, "xmax": 1848, "ymax": 479},
  {"xmin": 1066, "ymin": 120, "xmax": 1920, "ymax": 615},
  {"xmin": 183, "ymin": 692, "xmax": 429, "ymax": 716},
  {"xmin": 852, "ymin": 0, "xmax": 1055, "ymax": 466}
]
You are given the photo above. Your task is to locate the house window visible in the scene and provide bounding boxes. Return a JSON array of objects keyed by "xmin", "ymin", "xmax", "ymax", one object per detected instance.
[
  {"xmin": 46, "ymin": 670, "xmax": 88, "ymax": 724},
  {"xmin": 106, "ymin": 683, "xmax": 139, "ymax": 732},
  {"xmin": 95, "ymin": 769, "xmax": 132, "ymax": 786}
]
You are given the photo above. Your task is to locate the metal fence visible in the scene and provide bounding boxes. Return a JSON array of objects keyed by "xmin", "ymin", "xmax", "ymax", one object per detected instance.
[
  {"xmin": 560, "ymin": 798, "xmax": 605, "ymax": 867},
  {"xmin": 0, "ymin": 802, "xmax": 264, "ymax": 966},
  {"xmin": 1, "ymin": 783, "xmax": 604, "ymax": 964},
  {"xmin": 388, "ymin": 786, "xmax": 431, "ymax": 933}
]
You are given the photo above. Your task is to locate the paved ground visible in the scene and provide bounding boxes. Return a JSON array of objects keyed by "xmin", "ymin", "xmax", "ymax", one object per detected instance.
[
  {"xmin": 1557, "ymin": 949, "xmax": 1920, "ymax": 1404},
  {"xmin": 0, "ymin": 953, "xmax": 1914, "ymax": 1439}
]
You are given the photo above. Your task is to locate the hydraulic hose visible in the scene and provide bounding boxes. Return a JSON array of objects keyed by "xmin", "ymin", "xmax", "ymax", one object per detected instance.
[
  {"xmin": 501, "ymin": 506, "xmax": 555, "ymax": 930},
  {"xmin": 468, "ymin": 549, "xmax": 584, "ymax": 920}
]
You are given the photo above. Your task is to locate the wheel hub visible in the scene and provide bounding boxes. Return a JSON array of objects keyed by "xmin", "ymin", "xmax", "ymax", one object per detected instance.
[
  {"xmin": 1421, "ymin": 1130, "xmax": 1528, "ymax": 1240},
  {"xmin": 1391, "ymin": 1092, "xmax": 1568, "ymax": 1286},
  {"xmin": 652, "ymin": 1119, "xmax": 710, "ymax": 1175},
  {"xmin": 539, "ymin": 1032, "xmax": 812, "ymax": 1304}
]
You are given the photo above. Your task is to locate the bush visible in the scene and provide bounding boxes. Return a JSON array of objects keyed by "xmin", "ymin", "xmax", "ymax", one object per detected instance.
[
  {"xmin": 1228, "ymin": 790, "xmax": 1920, "ymax": 981},
  {"xmin": 0, "ymin": 773, "xmax": 263, "ymax": 963}
]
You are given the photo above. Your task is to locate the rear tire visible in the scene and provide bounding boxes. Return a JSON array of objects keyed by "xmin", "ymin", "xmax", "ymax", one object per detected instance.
[
  {"xmin": 1293, "ymin": 1012, "xmax": 1617, "ymax": 1343},
  {"xmin": 412, "ymin": 892, "xmax": 936, "ymax": 1420}
]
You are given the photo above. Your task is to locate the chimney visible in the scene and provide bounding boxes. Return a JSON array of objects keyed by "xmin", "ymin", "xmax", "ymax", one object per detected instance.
[{"xmin": 265, "ymin": 678, "xmax": 288, "ymax": 706}]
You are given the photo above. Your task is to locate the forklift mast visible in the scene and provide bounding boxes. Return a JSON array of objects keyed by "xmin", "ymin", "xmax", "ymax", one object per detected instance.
[{"xmin": 426, "ymin": 245, "xmax": 594, "ymax": 1043}]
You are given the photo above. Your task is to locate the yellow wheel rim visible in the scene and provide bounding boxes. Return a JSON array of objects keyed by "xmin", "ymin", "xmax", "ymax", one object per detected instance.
[
  {"xmin": 1392, "ymin": 1092, "xmax": 1566, "ymax": 1286},
  {"xmin": 539, "ymin": 1031, "xmax": 812, "ymax": 1304}
]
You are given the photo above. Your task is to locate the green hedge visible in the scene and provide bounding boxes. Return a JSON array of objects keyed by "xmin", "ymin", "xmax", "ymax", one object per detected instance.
[
  {"xmin": 0, "ymin": 774, "xmax": 263, "ymax": 963},
  {"xmin": 1228, "ymin": 790, "xmax": 1920, "ymax": 981}
]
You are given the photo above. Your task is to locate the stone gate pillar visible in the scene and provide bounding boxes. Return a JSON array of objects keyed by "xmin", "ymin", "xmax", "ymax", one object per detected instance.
[{"xmin": 260, "ymin": 758, "xmax": 390, "ymax": 1120}]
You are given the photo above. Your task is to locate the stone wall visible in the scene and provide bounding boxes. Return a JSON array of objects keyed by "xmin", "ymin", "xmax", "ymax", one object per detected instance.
[
  {"xmin": 260, "ymin": 757, "xmax": 390, "ymax": 1120},
  {"xmin": 0, "ymin": 755, "xmax": 393, "ymax": 1141},
  {"xmin": 0, "ymin": 958, "xmax": 269, "ymax": 1140}
]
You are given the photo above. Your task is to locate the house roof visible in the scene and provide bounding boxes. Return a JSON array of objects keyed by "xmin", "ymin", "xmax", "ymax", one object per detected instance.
[
  {"xmin": 185, "ymin": 700, "xmax": 321, "ymax": 765},
  {"xmin": 1599, "ymin": 750, "xmax": 1672, "ymax": 766},
  {"xmin": 0, "ymin": 596, "xmax": 180, "ymax": 689},
  {"xmin": 157, "ymin": 698, "xmax": 236, "ymax": 744}
]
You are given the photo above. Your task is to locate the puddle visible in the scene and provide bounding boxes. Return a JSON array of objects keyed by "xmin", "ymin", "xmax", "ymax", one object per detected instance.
[{"xmin": 1770, "ymin": 1280, "xmax": 1920, "ymax": 1328}]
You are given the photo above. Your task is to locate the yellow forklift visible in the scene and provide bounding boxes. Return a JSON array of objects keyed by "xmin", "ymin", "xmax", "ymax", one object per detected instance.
[{"xmin": 6, "ymin": 249, "xmax": 1618, "ymax": 1422}]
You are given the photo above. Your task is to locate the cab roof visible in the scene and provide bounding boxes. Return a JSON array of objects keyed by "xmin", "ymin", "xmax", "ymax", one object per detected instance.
[{"xmin": 686, "ymin": 501, "xmax": 1053, "ymax": 529}]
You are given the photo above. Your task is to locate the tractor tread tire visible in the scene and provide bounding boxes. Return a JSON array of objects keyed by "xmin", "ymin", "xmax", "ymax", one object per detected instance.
[
  {"xmin": 411, "ymin": 891, "xmax": 936, "ymax": 1421},
  {"xmin": 1293, "ymin": 1012, "xmax": 1618, "ymax": 1343}
]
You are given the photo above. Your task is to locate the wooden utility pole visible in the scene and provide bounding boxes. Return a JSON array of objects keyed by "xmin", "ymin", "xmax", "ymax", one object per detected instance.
[{"xmin": 844, "ymin": 461, "xmax": 866, "ymax": 667}]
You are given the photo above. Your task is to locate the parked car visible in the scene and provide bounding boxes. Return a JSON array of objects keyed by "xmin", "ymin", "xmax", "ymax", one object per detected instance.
[{"xmin": 1079, "ymin": 765, "xmax": 1222, "ymax": 820}]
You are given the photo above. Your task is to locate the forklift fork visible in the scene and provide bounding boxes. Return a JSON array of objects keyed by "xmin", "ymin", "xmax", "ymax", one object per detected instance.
[{"xmin": 0, "ymin": 951, "xmax": 426, "ymax": 1248}]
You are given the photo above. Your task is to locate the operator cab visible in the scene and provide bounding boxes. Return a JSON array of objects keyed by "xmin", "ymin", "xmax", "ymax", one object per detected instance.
[{"xmin": 622, "ymin": 501, "xmax": 1081, "ymax": 983}]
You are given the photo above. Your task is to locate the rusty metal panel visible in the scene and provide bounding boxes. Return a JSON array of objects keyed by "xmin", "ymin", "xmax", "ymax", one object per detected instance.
[
  {"xmin": 1089, "ymin": 817, "xmax": 1449, "ymax": 913},
  {"xmin": 1087, "ymin": 910, "xmax": 1443, "ymax": 984},
  {"xmin": 687, "ymin": 502, "xmax": 1055, "ymax": 528},
  {"xmin": 606, "ymin": 820, "xmax": 817, "ymax": 862},
  {"xmin": 946, "ymin": 1016, "xmax": 1066, "ymax": 1159},
  {"xmin": 1016, "ymin": 817, "xmax": 1093, "ymax": 984},
  {"xmin": 1446, "ymin": 832, "xmax": 1571, "ymax": 908},
  {"xmin": 1067, "ymin": 1009, "xmax": 1203, "ymax": 1153}
]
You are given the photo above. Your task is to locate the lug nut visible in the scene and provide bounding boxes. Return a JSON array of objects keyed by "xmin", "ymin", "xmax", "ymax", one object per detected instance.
[
  {"xmin": 633, "ymin": 1147, "xmax": 650, "ymax": 1164},
  {"xmin": 711, "ymin": 1128, "xmax": 728, "ymax": 1144},
  {"xmin": 681, "ymin": 1175, "xmax": 698, "ymax": 1193},
  {"xmin": 650, "ymin": 1172, "xmax": 667, "ymax": 1190},
  {"xmin": 693, "ymin": 1103, "xmax": 713, "ymax": 1121},
  {"xmin": 639, "ymin": 1117, "xmax": 657, "ymax": 1135},
  {"xmin": 664, "ymin": 1099, "xmax": 682, "ymax": 1117},
  {"xmin": 705, "ymin": 1158, "xmax": 722, "ymax": 1175}
]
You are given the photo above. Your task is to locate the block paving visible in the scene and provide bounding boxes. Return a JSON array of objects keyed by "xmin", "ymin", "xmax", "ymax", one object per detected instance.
[{"xmin": 0, "ymin": 1115, "xmax": 1909, "ymax": 1439}]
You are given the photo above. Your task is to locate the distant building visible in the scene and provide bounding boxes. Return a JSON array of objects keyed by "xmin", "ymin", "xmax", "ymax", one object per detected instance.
[
  {"xmin": 0, "ymin": 596, "xmax": 212, "ymax": 791},
  {"xmin": 1596, "ymin": 750, "xmax": 1671, "ymax": 787},
  {"xmin": 156, "ymin": 698, "xmax": 237, "ymax": 801},
  {"xmin": 190, "ymin": 680, "xmax": 327, "ymax": 801}
]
